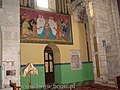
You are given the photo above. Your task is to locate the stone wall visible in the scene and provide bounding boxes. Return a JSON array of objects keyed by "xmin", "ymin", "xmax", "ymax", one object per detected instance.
[
  {"xmin": 0, "ymin": 25, "xmax": 2, "ymax": 88},
  {"xmin": 105, "ymin": 0, "xmax": 120, "ymax": 83},
  {"xmin": 0, "ymin": 0, "xmax": 20, "ymax": 88},
  {"xmin": 86, "ymin": 0, "xmax": 120, "ymax": 86}
]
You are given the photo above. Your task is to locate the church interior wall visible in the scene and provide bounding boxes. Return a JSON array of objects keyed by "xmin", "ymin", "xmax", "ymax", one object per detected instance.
[
  {"xmin": 20, "ymin": 14, "xmax": 94, "ymax": 89},
  {"xmin": 0, "ymin": 0, "xmax": 20, "ymax": 88},
  {"xmin": 0, "ymin": 0, "xmax": 95, "ymax": 89}
]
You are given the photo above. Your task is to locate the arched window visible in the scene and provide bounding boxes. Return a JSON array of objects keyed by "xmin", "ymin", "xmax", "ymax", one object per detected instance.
[
  {"xmin": 35, "ymin": 0, "xmax": 56, "ymax": 12},
  {"xmin": 37, "ymin": 0, "xmax": 48, "ymax": 8},
  {"xmin": 20, "ymin": 0, "xmax": 56, "ymax": 12},
  {"xmin": 20, "ymin": 0, "xmax": 70, "ymax": 14}
]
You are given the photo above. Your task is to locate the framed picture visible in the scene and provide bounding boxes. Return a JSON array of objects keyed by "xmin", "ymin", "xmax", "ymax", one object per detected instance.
[
  {"xmin": 20, "ymin": 7, "xmax": 73, "ymax": 45},
  {"xmin": 6, "ymin": 70, "xmax": 16, "ymax": 76},
  {"xmin": 70, "ymin": 50, "xmax": 82, "ymax": 70}
]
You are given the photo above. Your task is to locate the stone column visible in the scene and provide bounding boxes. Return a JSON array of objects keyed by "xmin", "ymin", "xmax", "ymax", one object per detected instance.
[
  {"xmin": 86, "ymin": 0, "xmax": 120, "ymax": 86},
  {"xmin": 0, "ymin": 25, "xmax": 2, "ymax": 88},
  {"xmin": 92, "ymin": 0, "xmax": 109, "ymax": 83},
  {"xmin": 0, "ymin": 0, "xmax": 20, "ymax": 88},
  {"xmin": 105, "ymin": 0, "xmax": 120, "ymax": 84}
]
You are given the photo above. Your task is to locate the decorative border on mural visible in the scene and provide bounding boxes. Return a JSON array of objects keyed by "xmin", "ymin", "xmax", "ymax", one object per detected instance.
[{"xmin": 20, "ymin": 7, "xmax": 73, "ymax": 45}]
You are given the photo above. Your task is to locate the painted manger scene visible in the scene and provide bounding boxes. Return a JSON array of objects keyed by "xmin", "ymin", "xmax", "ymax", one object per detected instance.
[{"xmin": 20, "ymin": 7, "xmax": 73, "ymax": 44}]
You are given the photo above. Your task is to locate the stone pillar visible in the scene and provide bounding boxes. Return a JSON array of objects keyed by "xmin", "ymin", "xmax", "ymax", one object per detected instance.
[
  {"xmin": 86, "ymin": 0, "xmax": 120, "ymax": 86},
  {"xmin": 105, "ymin": 0, "xmax": 120, "ymax": 84},
  {"xmin": 0, "ymin": 25, "xmax": 2, "ymax": 88},
  {"xmin": 0, "ymin": 0, "xmax": 20, "ymax": 88},
  {"xmin": 92, "ymin": 0, "xmax": 109, "ymax": 83}
]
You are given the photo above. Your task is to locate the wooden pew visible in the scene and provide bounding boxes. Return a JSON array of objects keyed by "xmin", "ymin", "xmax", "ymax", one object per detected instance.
[{"xmin": 10, "ymin": 80, "xmax": 21, "ymax": 90}]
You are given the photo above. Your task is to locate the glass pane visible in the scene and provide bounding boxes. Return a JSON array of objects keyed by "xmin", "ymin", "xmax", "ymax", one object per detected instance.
[
  {"xmin": 50, "ymin": 61, "xmax": 53, "ymax": 72},
  {"xmin": 45, "ymin": 53, "xmax": 48, "ymax": 60},
  {"xmin": 49, "ymin": 54, "xmax": 52, "ymax": 60},
  {"xmin": 45, "ymin": 62, "xmax": 48, "ymax": 72},
  {"xmin": 37, "ymin": 0, "xmax": 48, "ymax": 8}
]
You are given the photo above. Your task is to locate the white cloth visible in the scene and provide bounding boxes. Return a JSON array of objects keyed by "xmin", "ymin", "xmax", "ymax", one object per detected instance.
[
  {"xmin": 49, "ymin": 18, "xmax": 57, "ymax": 35},
  {"xmin": 37, "ymin": 17, "xmax": 45, "ymax": 34}
]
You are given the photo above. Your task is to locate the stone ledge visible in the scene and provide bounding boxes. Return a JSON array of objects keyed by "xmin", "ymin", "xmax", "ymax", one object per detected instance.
[{"xmin": 0, "ymin": 88, "xmax": 12, "ymax": 90}]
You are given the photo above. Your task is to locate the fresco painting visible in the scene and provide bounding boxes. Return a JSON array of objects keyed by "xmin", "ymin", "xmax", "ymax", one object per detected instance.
[{"xmin": 20, "ymin": 7, "xmax": 73, "ymax": 44}]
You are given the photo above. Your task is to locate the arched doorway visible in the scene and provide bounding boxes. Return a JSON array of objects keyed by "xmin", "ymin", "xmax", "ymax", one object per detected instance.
[
  {"xmin": 44, "ymin": 44, "xmax": 61, "ymax": 85},
  {"xmin": 44, "ymin": 46, "xmax": 54, "ymax": 85}
]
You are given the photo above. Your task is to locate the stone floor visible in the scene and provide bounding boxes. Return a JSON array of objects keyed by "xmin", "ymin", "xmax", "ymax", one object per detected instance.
[
  {"xmin": 69, "ymin": 84, "xmax": 120, "ymax": 90},
  {"xmin": 25, "ymin": 84, "xmax": 120, "ymax": 90},
  {"xmin": 59, "ymin": 84, "xmax": 120, "ymax": 90}
]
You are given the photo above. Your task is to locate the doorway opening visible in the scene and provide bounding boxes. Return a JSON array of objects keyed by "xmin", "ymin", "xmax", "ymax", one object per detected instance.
[
  {"xmin": 44, "ymin": 44, "xmax": 61, "ymax": 85},
  {"xmin": 44, "ymin": 46, "xmax": 54, "ymax": 85}
]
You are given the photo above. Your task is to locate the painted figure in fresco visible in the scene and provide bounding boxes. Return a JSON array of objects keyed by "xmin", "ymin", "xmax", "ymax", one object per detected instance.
[
  {"xmin": 57, "ymin": 19, "xmax": 71, "ymax": 41},
  {"xmin": 29, "ymin": 17, "xmax": 42, "ymax": 37},
  {"xmin": 20, "ymin": 13, "xmax": 29, "ymax": 35},
  {"xmin": 62, "ymin": 21, "xmax": 67, "ymax": 40},
  {"xmin": 28, "ymin": 17, "xmax": 37, "ymax": 32},
  {"xmin": 38, "ymin": 20, "xmax": 56, "ymax": 39},
  {"xmin": 56, "ymin": 19, "xmax": 71, "ymax": 41},
  {"xmin": 65, "ymin": 21, "xmax": 71, "ymax": 41},
  {"xmin": 54, "ymin": 23, "xmax": 62, "ymax": 40},
  {"xmin": 37, "ymin": 15, "xmax": 45, "ymax": 35},
  {"xmin": 32, "ymin": 21, "xmax": 42, "ymax": 37},
  {"xmin": 21, "ymin": 13, "xmax": 29, "ymax": 22},
  {"xmin": 45, "ymin": 23, "xmax": 50, "ymax": 39},
  {"xmin": 55, "ymin": 19, "xmax": 63, "ymax": 39},
  {"xmin": 49, "ymin": 17, "xmax": 57, "ymax": 36},
  {"xmin": 22, "ymin": 17, "xmax": 30, "ymax": 37}
]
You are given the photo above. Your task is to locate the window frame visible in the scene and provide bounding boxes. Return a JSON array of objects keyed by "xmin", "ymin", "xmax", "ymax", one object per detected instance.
[
  {"xmin": 36, "ymin": 0, "xmax": 48, "ymax": 9},
  {"xmin": 35, "ymin": 0, "xmax": 56, "ymax": 12}
]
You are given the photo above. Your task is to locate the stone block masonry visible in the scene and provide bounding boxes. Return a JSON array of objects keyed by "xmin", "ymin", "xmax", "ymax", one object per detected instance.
[{"xmin": 0, "ymin": 0, "xmax": 20, "ymax": 89}]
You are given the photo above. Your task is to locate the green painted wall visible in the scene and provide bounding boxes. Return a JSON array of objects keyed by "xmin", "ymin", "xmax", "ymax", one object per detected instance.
[
  {"xmin": 60, "ymin": 62, "xmax": 94, "ymax": 84},
  {"xmin": 20, "ymin": 62, "xmax": 94, "ymax": 89},
  {"xmin": 54, "ymin": 64, "xmax": 62, "ymax": 84},
  {"xmin": 20, "ymin": 65, "xmax": 45, "ymax": 90}
]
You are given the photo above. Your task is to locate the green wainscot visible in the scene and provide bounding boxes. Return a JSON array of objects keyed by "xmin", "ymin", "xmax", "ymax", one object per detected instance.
[{"xmin": 20, "ymin": 62, "xmax": 94, "ymax": 90}]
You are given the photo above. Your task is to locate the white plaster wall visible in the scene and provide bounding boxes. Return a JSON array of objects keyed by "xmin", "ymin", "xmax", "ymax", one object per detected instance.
[{"xmin": 0, "ymin": 0, "xmax": 20, "ymax": 88}]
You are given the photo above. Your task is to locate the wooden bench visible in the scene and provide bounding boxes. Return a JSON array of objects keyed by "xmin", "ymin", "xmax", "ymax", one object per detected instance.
[{"xmin": 10, "ymin": 80, "xmax": 21, "ymax": 90}]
